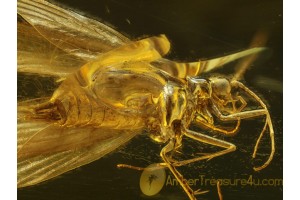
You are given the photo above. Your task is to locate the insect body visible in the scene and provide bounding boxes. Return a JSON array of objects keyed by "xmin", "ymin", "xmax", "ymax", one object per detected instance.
[{"xmin": 17, "ymin": 0, "xmax": 275, "ymax": 199}]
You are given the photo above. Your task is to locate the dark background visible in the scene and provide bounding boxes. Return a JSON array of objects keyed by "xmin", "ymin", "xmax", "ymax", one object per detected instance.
[{"xmin": 18, "ymin": 0, "xmax": 282, "ymax": 199}]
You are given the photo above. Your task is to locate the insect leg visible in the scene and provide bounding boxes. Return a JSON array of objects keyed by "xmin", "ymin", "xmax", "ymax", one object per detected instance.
[
  {"xmin": 195, "ymin": 115, "xmax": 241, "ymax": 136},
  {"xmin": 170, "ymin": 129, "xmax": 236, "ymax": 167},
  {"xmin": 160, "ymin": 139, "xmax": 209, "ymax": 200},
  {"xmin": 211, "ymin": 80, "xmax": 275, "ymax": 171},
  {"xmin": 234, "ymin": 95, "xmax": 248, "ymax": 113},
  {"xmin": 194, "ymin": 101, "xmax": 241, "ymax": 136}
]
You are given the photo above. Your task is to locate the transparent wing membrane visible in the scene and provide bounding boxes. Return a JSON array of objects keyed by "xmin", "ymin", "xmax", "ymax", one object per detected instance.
[
  {"xmin": 18, "ymin": 99, "xmax": 140, "ymax": 187},
  {"xmin": 17, "ymin": 0, "xmax": 129, "ymax": 61}
]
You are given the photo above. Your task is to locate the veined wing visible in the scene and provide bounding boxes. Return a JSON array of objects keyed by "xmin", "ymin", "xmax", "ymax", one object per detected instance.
[
  {"xmin": 17, "ymin": 0, "xmax": 129, "ymax": 60},
  {"xmin": 18, "ymin": 17, "xmax": 86, "ymax": 77},
  {"xmin": 17, "ymin": 99, "xmax": 140, "ymax": 187},
  {"xmin": 17, "ymin": 0, "xmax": 130, "ymax": 77},
  {"xmin": 17, "ymin": 0, "xmax": 268, "ymax": 80}
]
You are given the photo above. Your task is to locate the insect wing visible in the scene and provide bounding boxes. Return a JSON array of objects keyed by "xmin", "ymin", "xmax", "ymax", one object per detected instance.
[
  {"xmin": 17, "ymin": 0, "xmax": 130, "ymax": 77},
  {"xmin": 18, "ymin": 17, "xmax": 86, "ymax": 77},
  {"xmin": 17, "ymin": 0, "xmax": 129, "ymax": 60},
  {"xmin": 18, "ymin": 101, "xmax": 140, "ymax": 187}
]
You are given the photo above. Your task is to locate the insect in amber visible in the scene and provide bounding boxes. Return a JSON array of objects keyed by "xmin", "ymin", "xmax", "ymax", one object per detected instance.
[{"xmin": 17, "ymin": 0, "xmax": 275, "ymax": 199}]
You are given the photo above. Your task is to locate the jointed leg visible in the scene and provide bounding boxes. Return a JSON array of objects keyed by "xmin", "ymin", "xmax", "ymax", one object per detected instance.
[
  {"xmin": 193, "ymin": 95, "xmax": 245, "ymax": 136},
  {"xmin": 160, "ymin": 139, "xmax": 209, "ymax": 200},
  {"xmin": 170, "ymin": 129, "xmax": 236, "ymax": 167},
  {"xmin": 217, "ymin": 180, "xmax": 223, "ymax": 200},
  {"xmin": 160, "ymin": 129, "xmax": 236, "ymax": 200},
  {"xmin": 195, "ymin": 115, "xmax": 241, "ymax": 136},
  {"xmin": 118, "ymin": 130, "xmax": 233, "ymax": 200},
  {"xmin": 212, "ymin": 80, "xmax": 275, "ymax": 171}
]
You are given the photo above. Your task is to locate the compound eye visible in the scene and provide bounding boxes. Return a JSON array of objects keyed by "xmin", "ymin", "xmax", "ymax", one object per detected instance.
[{"xmin": 211, "ymin": 78, "xmax": 231, "ymax": 96}]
